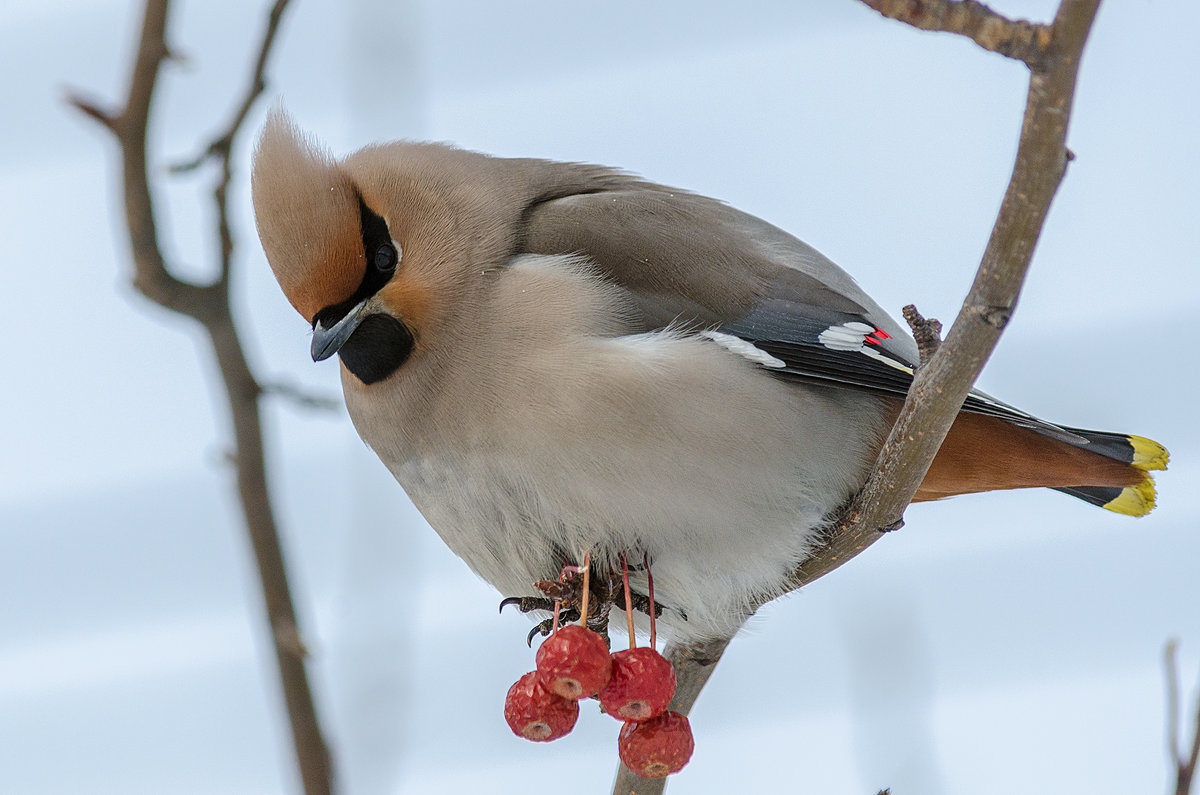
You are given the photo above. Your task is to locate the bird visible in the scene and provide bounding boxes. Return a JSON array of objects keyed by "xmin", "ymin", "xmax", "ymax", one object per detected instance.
[{"xmin": 251, "ymin": 108, "xmax": 1167, "ymax": 641}]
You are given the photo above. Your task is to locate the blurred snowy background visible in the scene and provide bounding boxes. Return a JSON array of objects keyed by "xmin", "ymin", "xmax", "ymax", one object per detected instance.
[{"xmin": 1, "ymin": 1, "xmax": 1197, "ymax": 793}]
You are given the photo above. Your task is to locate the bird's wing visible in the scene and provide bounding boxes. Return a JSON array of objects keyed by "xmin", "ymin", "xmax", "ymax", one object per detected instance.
[{"xmin": 519, "ymin": 186, "xmax": 1085, "ymax": 443}]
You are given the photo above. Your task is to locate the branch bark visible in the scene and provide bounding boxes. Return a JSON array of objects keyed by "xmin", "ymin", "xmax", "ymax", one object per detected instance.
[
  {"xmin": 613, "ymin": 0, "xmax": 1102, "ymax": 791},
  {"xmin": 858, "ymin": 0, "xmax": 1053, "ymax": 65},
  {"xmin": 68, "ymin": 2, "xmax": 333, "ymax": 794}
]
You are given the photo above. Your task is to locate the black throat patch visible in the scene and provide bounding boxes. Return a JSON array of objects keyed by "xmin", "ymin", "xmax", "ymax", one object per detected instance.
[{"xmin": 338, "ymin": 313, "xmax": 414, "ymax": 384}]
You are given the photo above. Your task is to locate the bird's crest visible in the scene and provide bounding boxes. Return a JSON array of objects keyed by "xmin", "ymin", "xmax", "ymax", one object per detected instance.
[{"xmin": 251, "ymin": 107, "xmax": 366, "ymax": 321}]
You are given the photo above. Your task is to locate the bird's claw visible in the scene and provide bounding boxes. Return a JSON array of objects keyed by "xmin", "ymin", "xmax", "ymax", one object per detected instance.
[
  {"xmin": 526, "ymin": 624, "xmax": 544, "ymax": 647},
  {"xmin": 525, "ymin": 609, "xmax": 582, "ymax": 646},
  {"xmin": 499, "ymin": 595, "xmax": 557, "ymax": 615}
]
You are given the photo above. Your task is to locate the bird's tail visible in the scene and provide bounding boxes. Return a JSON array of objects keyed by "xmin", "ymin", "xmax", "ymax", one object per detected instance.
[
  {"xmin": 911, "ymin": 410, "xmax": 1169, "ymax": 517},
  {"xmin": 1050, "ymin": 430, "xmax": 1169, "ymax": 516}
]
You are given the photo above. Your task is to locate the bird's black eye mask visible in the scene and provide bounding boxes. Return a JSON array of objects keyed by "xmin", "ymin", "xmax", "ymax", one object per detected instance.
[
  {"xmin": 311, "ymin": 195, "xmax": 400, "ymax": 329},
  {"xmin": 311, "ymin": 196, "xmax": 414, "ymax": 385}
]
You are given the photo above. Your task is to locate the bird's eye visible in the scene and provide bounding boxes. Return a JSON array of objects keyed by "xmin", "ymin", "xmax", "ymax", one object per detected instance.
[{"xmin": 374, "ymin": 242, "xmax": 398, "ymax": 272}]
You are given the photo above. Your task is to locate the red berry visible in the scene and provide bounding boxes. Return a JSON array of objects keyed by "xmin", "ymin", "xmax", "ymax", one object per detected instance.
[
  {"xmin": 618, "ymin": 710, "xmax": 694, "ymax": 778},
  {"xmin": 598, "ymin": 647, "xmax": 676, "ymax": 721},
  {"xmin": 504, "ymin": 671, "xmax": 578, "ymax": 742},
  {"xmin": 535, "ymin": 624, "xmax": 612, "ymax": 699}
]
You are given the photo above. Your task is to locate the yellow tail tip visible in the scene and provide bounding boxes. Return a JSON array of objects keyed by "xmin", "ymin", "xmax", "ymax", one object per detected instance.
[
  {"xmin": 1103, "ymin": 477, "xmax": 1158, "ymax": 517},
  {"xmin": 1129, "ymin": 435, "xmax": 1169, "ymax": 471}
]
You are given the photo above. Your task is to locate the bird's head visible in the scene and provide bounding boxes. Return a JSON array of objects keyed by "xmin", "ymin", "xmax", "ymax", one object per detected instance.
[{"xmin": 251, "ymin": 108, "xmax": 509, "ymax": 386}]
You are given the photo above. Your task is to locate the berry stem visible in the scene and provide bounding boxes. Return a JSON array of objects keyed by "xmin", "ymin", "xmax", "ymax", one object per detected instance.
[
  {"xmin": 621, "ymin": 552, "xmax": 636, "ymax": 649},
  {"xmin": 579, "ymin": 551, "xmax": 591, "ymax": 628},
  {"xmin": 551, "ymin": 562, "xmax": 569, "ymax": 634},
  {"xmin": 644, "ymin": 552, "xmax": 656, "ymax": 650}
]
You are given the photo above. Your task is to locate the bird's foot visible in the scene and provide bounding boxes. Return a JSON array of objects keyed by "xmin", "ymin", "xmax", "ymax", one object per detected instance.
[
  {"xmin": 499, "ymin": 562, "xmax": 620, "ymax": 645},
  {"xmin": 498, "ymin": 551, "xmax": 685, "ymax": 647},
  {"xmin": 533, "ymin": 567, "xmax": 619, "ymax": 624}
]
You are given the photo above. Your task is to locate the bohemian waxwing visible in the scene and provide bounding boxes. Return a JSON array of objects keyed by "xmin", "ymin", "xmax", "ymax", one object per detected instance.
[{"xmin": 251, "ymin": 108, "xmax": 1167, "ymax": 641}]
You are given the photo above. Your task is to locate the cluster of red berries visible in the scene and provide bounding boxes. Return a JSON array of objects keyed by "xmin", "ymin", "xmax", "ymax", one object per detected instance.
[{"xmin": 504, "ymin": 623, "xmax": 695, "ymax": 778}]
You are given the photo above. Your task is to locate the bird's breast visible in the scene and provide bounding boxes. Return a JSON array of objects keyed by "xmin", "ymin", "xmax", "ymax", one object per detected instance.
[{"xmin": 341, "ymin": 254, "xmax": 891, "ymax": 639}]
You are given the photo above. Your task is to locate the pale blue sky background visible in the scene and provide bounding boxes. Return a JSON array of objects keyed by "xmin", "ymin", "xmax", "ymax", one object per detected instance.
[{"xmin": 1, "ymin": 1, "xmax": 1197, "ymax": 793}]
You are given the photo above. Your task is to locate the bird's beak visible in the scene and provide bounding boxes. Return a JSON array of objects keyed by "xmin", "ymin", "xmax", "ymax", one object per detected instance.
[{"xmin": 311, "ymin": 297, "xmax": 370, "ymax": 362}]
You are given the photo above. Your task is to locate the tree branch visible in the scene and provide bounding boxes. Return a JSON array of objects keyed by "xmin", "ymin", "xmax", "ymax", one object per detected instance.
[
  {"xmin": 171, "ymin": 0, "xmax": 289, "ymax": 175},
  {"xmin": 171, "ymin": 0, "xmax": 291, "ymax": 287},
  {"xmin": 1165, "ymin": 640, "xmax": 1200, "ymax": 795},
  {"xmin": 613, "ymin": 1, "xmax": 1103, "ymax": 790},
  {"xmin": 796, "ymin": 0, "xmax": 1100, "ymax": 590},
  {"xmin": 68, "ymin": 0, "xmax": 213, "ymax": 317},
  {"xmin": 857, "ymin": 0, "xmax": 1053, "ymax": 66},
  {"xmin": 67, "ymin": 2, "xmax": 333, "ymax": 794}
]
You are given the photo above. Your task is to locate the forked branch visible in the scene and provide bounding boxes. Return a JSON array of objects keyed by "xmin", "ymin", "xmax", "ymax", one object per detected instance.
[
  {"xmin": 67, "ymin": 2, "xmax": 333, "ymax": 794},
  {"xmin": 613, "ymin": 0, "xmax": 1102, "ymax": 791},
  {"xmin": 1165, "ymin": 641, "xmax": 1200, "ymax": 795}
]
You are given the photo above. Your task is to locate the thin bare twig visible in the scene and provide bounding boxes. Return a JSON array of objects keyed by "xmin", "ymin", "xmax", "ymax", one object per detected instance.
[
  {"xmin": 614, "ymin": 1, "xmax": 1103, "ymax": 791},
  {"xmin": 262, "ymin": 381, "xmax": 343, "ymax": 412},
  {"xmin": 171, "ymin": 0, "xmax": 290, "ymax": 176},
  {"xmin": 67, "ymin": 2, "xmax": 332, "ymax": 794},
  {"xmin": 64, "ymin": 94, "xmax": 120, "ymax": 131},
  {"xmin": 1170, "ymin": 642, "xmax": 1183, "ymax": 785},
  {"xmin": 205, "ymin": 0, "xmax": 291, "ymax": 287},
  {"xmin": 858, "ymin": 0, "xmax": 1053, "ymax": 66},
  {"xmin": 1165, "ymin": 640, "xmax": 1200, "ymax": 795}
]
